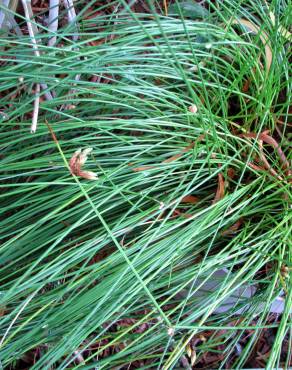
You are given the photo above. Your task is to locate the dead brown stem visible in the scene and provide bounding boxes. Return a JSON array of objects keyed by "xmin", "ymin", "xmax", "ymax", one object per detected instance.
[
  {"xmin": 213, "ymin": 172, "xmax": 225, "ymax": 204},
  {"xmin": 258, "ymin": 139, "xmax": 283, "ymax": 181},
  {"xmin": 240, "ymin": 132, "xmax": 290, "ymax": 170}
]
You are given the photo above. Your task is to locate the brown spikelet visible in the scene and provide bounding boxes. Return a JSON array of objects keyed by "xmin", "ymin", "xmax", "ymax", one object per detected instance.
[{"xmin": 69, "ymin": 148, "xmax": 98, "ymax": 180}]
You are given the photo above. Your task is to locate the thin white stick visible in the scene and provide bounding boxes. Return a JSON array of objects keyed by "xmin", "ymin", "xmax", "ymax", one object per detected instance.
[
  {"xmin": 40, "ymin": 83, "xmax": 54, "ymax": 101},
  {"xmin": 21, "ymin": 0, "xmax": 40, "ymax": 56},
  {"xmin": 47, "ymin": 0, "xmax": 59, "ymax": 99},
  {"xmin": 62, "ymin": 0, "xmax": 80, "ymax": 109},
  {"xmin": 48, "ymin": 0, "xmax": 59, "ymax": 47},
  {"xmin": 63, "ymin": 0, "xmax": 78, "ymax": 42},
  {"xmin": 21, "ymin": 0, "xmax": 54, "ymax": 131},
  {"xmin": 31, "ymin": 83, "xmax": 40, "ymax": 133},
  {"xmin": 21, "ymin": 0, "xmax": 41, "ymax": 133}
]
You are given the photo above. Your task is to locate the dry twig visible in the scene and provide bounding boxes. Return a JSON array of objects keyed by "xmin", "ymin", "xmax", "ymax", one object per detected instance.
[
  {"xmin": 240, "ymin": 132, "xmax": 290, "ymax": 174},
  {"xmin": 31, "ymin": 83, "xmax": 40, "ymax": 133},
  {"xmin": 48, "ymin": 0, "xmax": 59, "ymax": 47}
]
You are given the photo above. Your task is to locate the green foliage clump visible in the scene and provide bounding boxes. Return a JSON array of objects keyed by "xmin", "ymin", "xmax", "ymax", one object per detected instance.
[{"xmin": 0, "ymin": 0, "xmax": 291, "ymax": 368}]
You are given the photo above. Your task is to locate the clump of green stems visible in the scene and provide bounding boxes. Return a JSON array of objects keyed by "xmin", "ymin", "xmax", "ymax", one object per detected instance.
[{"xmin": 0, "ymin": 0, "xmax": 291, "ymax": 368}]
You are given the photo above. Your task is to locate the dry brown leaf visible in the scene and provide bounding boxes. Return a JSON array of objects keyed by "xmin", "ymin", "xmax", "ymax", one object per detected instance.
[
  {"xmin": 221, "ymin": 219, "xmax": 243, "ymax": 236},
  {"xmin": 213, "ymin": 172, "xmax": 225, "ymax": 204},
  {"xmin": 181, "ymin": 195, "xmax": 199, "ymax": 204},
  {"xmin": 132, "ymin": 165, "xmax": 155, "ymax": 172},
  {"xmin": 227, "ymin": 167, "xmax": 236, "ymax": 179},
  {"xmin": 172, "ymin": 209, "xmax": 193, "ymax": 219},
  {"xmin": 242, "ymin": 78, "xmax": 251, "ymax": 93}
]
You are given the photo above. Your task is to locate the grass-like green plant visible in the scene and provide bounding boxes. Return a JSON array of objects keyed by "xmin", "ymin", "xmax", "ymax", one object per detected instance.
[{"xmin": 0, "ymin": 0, "xmax": 291, "ymax": 368}]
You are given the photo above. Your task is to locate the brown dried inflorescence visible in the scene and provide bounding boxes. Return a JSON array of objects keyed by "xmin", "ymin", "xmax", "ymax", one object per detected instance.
[{"xmin": 69, "ymin": 148, "xmax": 98, "ymax": 180}]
